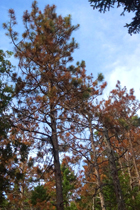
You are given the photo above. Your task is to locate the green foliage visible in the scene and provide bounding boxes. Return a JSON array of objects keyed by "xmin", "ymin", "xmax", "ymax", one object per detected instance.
[
  {"xmin": 0, "ymin": 50, "xmax": 15, "ymax": 205},
  {"xmin": 0, "ymin": 50, "xmax": 13, "ymax": 73},
  {"xmin": 118, "ymin": 115, "xmax": 140, "ymax": 130},
  {"xmin": 29, "ymin": 164, "xmax": 78, "ymax": 209},
  {"xmin": 130, "ymin": 115, "xmax": 140, "ymax": 127},
  {"xmin": 61, "ymin": 164, "xmax": 77, "ymax": 209},
  {"xmin": 80, "ymin": 60, "xmax": 85, "ymax": 68},
  {"xmin": 82, "ymin": 90, "xmax": 91, "ymax": 99},
  {"xmin": 102, "ymin": 178, "xmax": 117, "ymax": 210},
  {"xmin": 0, "ymin": 197, "xmax": 10, "ymax": 209},
  {"xmin": 65, "ymin": 202, "xmax": 78, "ymax": 210},
  {"xmin": 118, "ymin": 118, "xmax": 129, "ymax": 130},
  {"xmin": 101, "ymin": 172, "xmax": 140, "ymax": 210},
  {"xmin": 97, "ymin": 73, "xmax": 104, "ymax": 82},
  {"xmin": 119, "ymin": 174, "xmax": 140, "ymax": 210},
  {"xmin": 71, "ymin": 78, "xmax": 81, "ymax": 87},
  {"xmin": 0, "ymin": 50, "xmax": 14, "ymax": 115},
  {"xmin": 31, "ymin": 185, "xmax": 50, "ymax": 206}
]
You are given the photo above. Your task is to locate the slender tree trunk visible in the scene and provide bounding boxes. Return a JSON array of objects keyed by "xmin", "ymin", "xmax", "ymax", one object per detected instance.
[
  {"xmin": 51, "ymin": 110, "xmax": 64, "ymax": 210},
  {"xmin": 125, "ymin": 151, "xmax": 135, "ymax": 200},
  {"xmin": 125, "ymin": 151, "xmax": 133, "ymax": 189},
  {"xmin": 92, "ymin": 196, "xmax": 95, "ymax": 210},
  {"xmin": 103, "ymin": 128, "xmax": 126, "ymax": 210},
  {"xmin": 89, "ymin": 121, "xmax": 106, "ymax": 210},
  {"xmin": 20, "ymin": 185, "xmax": 24, "ymax": 210},
  {"xmin": 128, "ymin": 132, "xmax": 140, "ymax": 186},
  {"xmin": 20, "ymin": 162, "xmax": 24, "ymax": 210},
  {"xmin": 116, "ymin": 149, "xmax": 125, "ymax": 176},
  {"xmin": 50, "ymin": 82, "xmax": 64, "ymax": 210}
]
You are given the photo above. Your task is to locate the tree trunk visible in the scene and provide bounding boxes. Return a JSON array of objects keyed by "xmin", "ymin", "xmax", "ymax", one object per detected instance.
[
  {"xmin": 128, "ymin": 132, "xmax": 140, "ymax": 186},
  {"xmin": 20, "ymin": 185, "xmax": 24, "ymax": 210},
  {"xmin": 89, "ymin": 121, "xmax": 106, "ymax": 210},
  {"xmin": 20, "ymin": 162, "xmax": 24, "ymax": 210},
  {"xmin": 103, "ymin": 128, "xmax": 126, "ymax": 210},
  {"xmin": 116, "ymin": 149, "xmax": 125, "ymax": 177},
  {"xmin": 92, "ymin": 196, "xmax": 95, "ymax": 210},
  {"xmin": 50, "ymin": 103, "xmax": 64, "ymax": 210},
  {"xmin": 125, "ymin": 151, "xmax": 135, "ymax": 200}
]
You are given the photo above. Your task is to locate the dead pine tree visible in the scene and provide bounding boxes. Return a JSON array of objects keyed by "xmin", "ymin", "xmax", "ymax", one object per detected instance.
[{"xmin": 3, "ymin": 1, "xmax": 88, "ymax": 209}]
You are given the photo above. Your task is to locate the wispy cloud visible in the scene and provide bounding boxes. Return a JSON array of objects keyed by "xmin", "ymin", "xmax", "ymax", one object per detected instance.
[{"xmin": 104, "ymin": 41, "xmax": 140, "ymax": 99}]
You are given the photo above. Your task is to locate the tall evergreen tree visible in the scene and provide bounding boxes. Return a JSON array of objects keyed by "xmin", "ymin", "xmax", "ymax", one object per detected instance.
[
  {"xmin": 3, "ymin": 1, "xmax": 91, "ymax": 209},
  {"xmin": 0, "ymin": 50, "xmax": 14, "ymax": 207}
]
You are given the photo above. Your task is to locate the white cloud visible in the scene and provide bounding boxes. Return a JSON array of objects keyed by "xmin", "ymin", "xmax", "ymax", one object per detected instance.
[{"xmin": 104, "ymin": 46, "xmax": 140, "ymax": 99}]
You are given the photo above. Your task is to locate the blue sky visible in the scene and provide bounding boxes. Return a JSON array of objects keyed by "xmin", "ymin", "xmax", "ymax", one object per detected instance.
[{"xmin": 0, "ymin": 0, "xmax": 140, "ymax": 100}]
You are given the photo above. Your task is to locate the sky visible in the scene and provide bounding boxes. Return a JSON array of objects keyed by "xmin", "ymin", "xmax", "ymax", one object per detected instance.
[{"xmin": 0, "ymin": 0, "xmax": 140, "ymax": 101}]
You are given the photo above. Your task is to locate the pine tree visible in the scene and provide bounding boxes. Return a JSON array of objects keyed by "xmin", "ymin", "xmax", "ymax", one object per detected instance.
[
  {"xmin": 3, "ymin": 1, "xmax": 90, "ymax": 209},
  {"xmin": 0, "ymin": 50, "xmax": 15, "ymax": 207}
]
